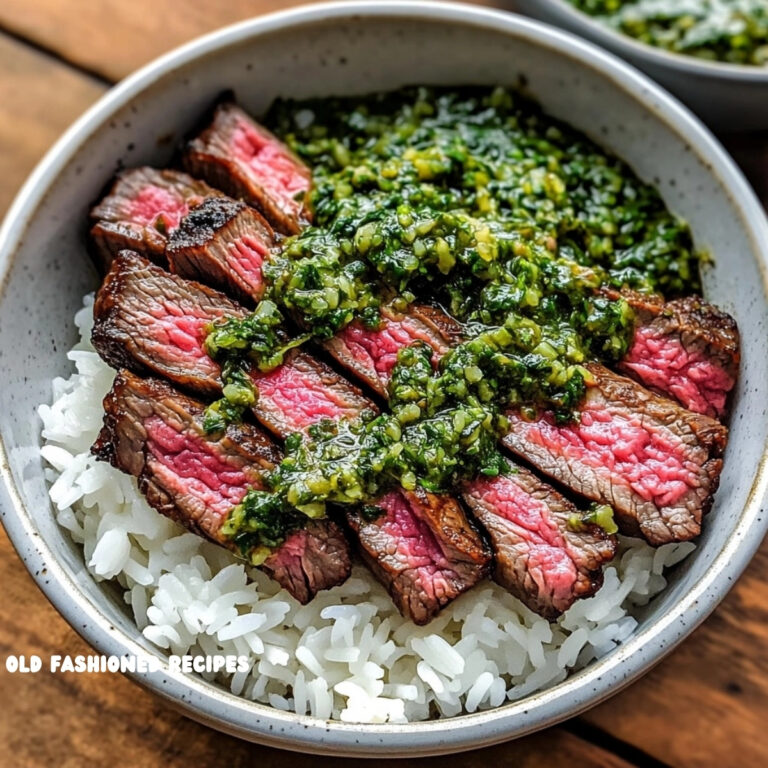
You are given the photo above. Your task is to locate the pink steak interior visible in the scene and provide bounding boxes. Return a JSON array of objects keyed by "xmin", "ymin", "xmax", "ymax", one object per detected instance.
[
  {"xmin": 144, "ymin": 415, "xmax": 261, "ymax": 519},
  {"xmin": 513, "ymin": 403, "xmax": 700, "ymax": 509},
  {"xmin": 337, "ymin": 313, "xmax": 445, "ymax": 386},
  {"xmin": 143, "ymin": 299, "xmax": 222, "ymax": 378},
  {"xmin": 225, "ymin": 234, "xmax": 268, "ymax": 300},
  {"xmin": 252, "ymin": 361, "xmax": 364, "ymax": 434},
  {"xmin": 464, "ymin": 474, "xmax": 578, "ymax": 604},
  {"xmin": 231, "ymin": 117, "xmax": 310, "ymax": 218},
  {"xmin": 125, "ymin": 184, "xmax": 195, "ymax": 233},
  {"xmin": 372, "ymin": 490, "xmax": 463, "ymax": 599},
  {"xmin": 623, "ymin": 325, "xmax": 734, "ymax": 418}
]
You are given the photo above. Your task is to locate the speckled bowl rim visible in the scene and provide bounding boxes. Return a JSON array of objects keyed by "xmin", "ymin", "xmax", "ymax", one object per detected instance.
[
  {"xmin": 533, "ymin": 0, "xmax": 768, "ymax": 81},
  {"xmin": 1, "ymin": 1, "xmax": 767, "ymax": 757}
]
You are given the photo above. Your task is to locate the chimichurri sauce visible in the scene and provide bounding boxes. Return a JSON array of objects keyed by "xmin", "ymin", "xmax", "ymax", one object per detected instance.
[
  {"xmin": 208, "ymin": 87, "xmax": 702, "ymax": 559},
  {"xmin": 570, "ymin": 0, "xmax": 768, "ymax": 65}
]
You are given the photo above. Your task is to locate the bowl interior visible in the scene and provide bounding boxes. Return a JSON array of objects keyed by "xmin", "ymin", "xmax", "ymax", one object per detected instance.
[{"xmin": 1, "ymin": 4, "xmax": 767, "ymax": 755}]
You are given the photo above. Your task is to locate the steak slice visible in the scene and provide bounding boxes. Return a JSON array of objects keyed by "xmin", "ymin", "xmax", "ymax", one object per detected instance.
[
  {"xmin": 619, "ymin": 293, "xmax": 739, "ymax": 419},
  {"xmin": 90, "ymin": 168, "xmax": 219, "ymax": 269},
  {"xmin": 92, "ymin": 254, "xmax": 488, "ymax": 621},
  {"xmin": 92, "ymin": 370, "xmax": 351, "ymax": 602},
  {"xmin": 183, "ymin": 101, "xmax": 312, "ymax": 235},
  {"xmin": 167, "ymin": 197, "xmax": 275, "ymax": 306},
  {"xmin": 462, "ymin": 462, "xmax": 614, "ymax": 618},
  {"xmin": 249, "ymin": 349, "xmax": 375, "ymax": 438},
  {"xmin": 92, "ymin": 252, "xmax": 372, "ymax": 431},
  {"xmin": 92, "ymin": 250, "xmax": 246, "ymax": 396},
  {"xmin": 323, "ymin": 303, "xmax": 617, "ymax": 615},
  {"xmin": 323, "ymin": 304, "xmax": 459, "ymax": 398},
  {"xmin": 260, "ymin": 523, "xmax": 353, "ymax": 605},
  {"xmin": 347, "ymin": 488, "xmax": 490, "ymax": 625},
  {"xmin": 503, "ymin": 363, "xmax": 727, "ymax": 545}
]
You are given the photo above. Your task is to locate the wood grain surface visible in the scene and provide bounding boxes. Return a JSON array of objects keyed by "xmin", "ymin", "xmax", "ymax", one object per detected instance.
[
  {"xmin": 0, "ymin": 34, "xmax": 105, "ymax": 213},
  {"xmin": 0, "ymin": 0, "xmax": 496, "ymax": 82},
  {"xmin": 0, "ymin": 3, "xmax": 767, "ymax": 767}
]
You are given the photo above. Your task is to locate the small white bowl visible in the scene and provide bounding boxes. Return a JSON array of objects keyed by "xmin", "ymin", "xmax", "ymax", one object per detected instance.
[
  {"xmin": 513, "ymin": 0, "xmax": 768, "ymax": 130},
  {"xmin": 1, "ymin": 1, "xmax": 768, "ymax": 756}
]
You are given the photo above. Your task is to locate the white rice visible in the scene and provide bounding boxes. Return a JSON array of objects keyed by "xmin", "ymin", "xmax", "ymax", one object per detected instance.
[{"xmin": 38, "ymin": 294, "xmax": 696, "ymax": 723}]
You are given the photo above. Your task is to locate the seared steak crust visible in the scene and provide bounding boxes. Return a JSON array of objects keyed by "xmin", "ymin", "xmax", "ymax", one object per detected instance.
[
  {"xmin": 183, "ymin": 101, "xmax": 312, "ymax": 235},
  {"xmin": 90, "ymin": 168, "xmax": 219, "ymax": 269},
  {"xmin": 93, "ymin": 370, "xmax": 350, "ymax": 602},
  {"xmin": 167, "ymin": 197, "xmax": 275, "ymax": 305}
]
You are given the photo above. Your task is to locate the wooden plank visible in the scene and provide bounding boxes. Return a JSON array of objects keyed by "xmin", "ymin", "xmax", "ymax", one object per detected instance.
[
  {"xmin": 0, "ymin": 536, "xmax": 633, "ymax": 768},
  {"xmin": 583, "ymin": 539, "xmax": 768, "ymax": 768},
  {"xmin": 0, "ymin": 0, "xmax": 497, "ymax": 83},
  {"xmin": 0, "ymin": 34, "xmax": 105, "ymax": 214}
]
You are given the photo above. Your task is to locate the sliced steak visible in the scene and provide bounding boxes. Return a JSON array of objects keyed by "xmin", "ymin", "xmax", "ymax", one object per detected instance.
[
  {"xmin": 261, "ymin": 521, "xmax": 353, "ymax": 604},
  {"xmin": 167, "ymin": 197, "xmax": 275, "ymax": 305},
  {"xmin": 347, "ymin": 488, "xmax": 490, "ymax": 625},
  {"xmin": 323, "ymin": 304, "xmax": 458, "ymax": 398},
  {"xmin": 92, "ymin": 370, "xmax": 351, "ymax": 602},
  {"xmin": 249, "ymin": 349, "xmax": 375, "ymax": 438},
  {"xmin": 183, "ymin": 101, "xmax": 312, "ymax": 235},
  {"xmin": 620, "ymin": 293, "xmax": 739, "ymax": 419},
  {"xmin": 462, "ymin": 462, "xmax": 614, "ymax": 618},
  {"xmin": 92, "ymin": 250, "xmax": 246, "ymax": 396},
  {"xmin": 248, "ymin": 351, "xmax": 490, "ymax": 622},
  {"xmin": 323, "ymin": 303, "xmax": 617, "ymax": 614},
  {"xmin": 90, "ymin": 168, "xmax": 219, "ymax": 268},
  {"xmin": 92, "ymin": 254, "xmax": 488, "ymax": 621},
  {"xmin": 503, "ymin": 363, "xmax": 727, "ymax": 545},
  {"xmin": 92, "ymin": 251, "xmax": 371, "ymax": 430},
  {"xmin": 326, "ymin": 301, "xmax": 730, "ymax": 545},
  {"xmin": 247, "ymin": 340, "xmax": 490, "ymax": 622}
]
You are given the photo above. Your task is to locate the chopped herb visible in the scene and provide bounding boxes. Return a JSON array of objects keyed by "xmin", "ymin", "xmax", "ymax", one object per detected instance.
[
  {"xmin": 216, "ymin": 87, "xmax": 703, "ymax": 552},
  {"xmin": 568, "ymin": 504, "xmax": 619, "ymax": 535},
  {"xmin": 222, "ymin": 490, "xmax": 308, "ymax": 565}
]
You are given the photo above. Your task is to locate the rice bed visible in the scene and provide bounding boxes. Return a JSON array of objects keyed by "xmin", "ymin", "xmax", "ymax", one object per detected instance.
[{"xmin": 38, "ymin": 295, "xmax": 695, "ymax": 723}]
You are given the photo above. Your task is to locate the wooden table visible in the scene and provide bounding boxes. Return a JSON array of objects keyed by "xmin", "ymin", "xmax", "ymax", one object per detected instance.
[{"xmin": 0, "ymin": 3, "xmax": 766, "ymax": 766}]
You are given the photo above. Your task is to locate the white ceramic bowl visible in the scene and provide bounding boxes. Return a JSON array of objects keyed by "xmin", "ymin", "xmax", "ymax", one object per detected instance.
[
  {"xmin": 513, "ymin": 0, "xmax": 768, "ymax": 131},
  {"xmin": 1, "ymin": 1, "xmax": 768, "ymax": 756}
]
